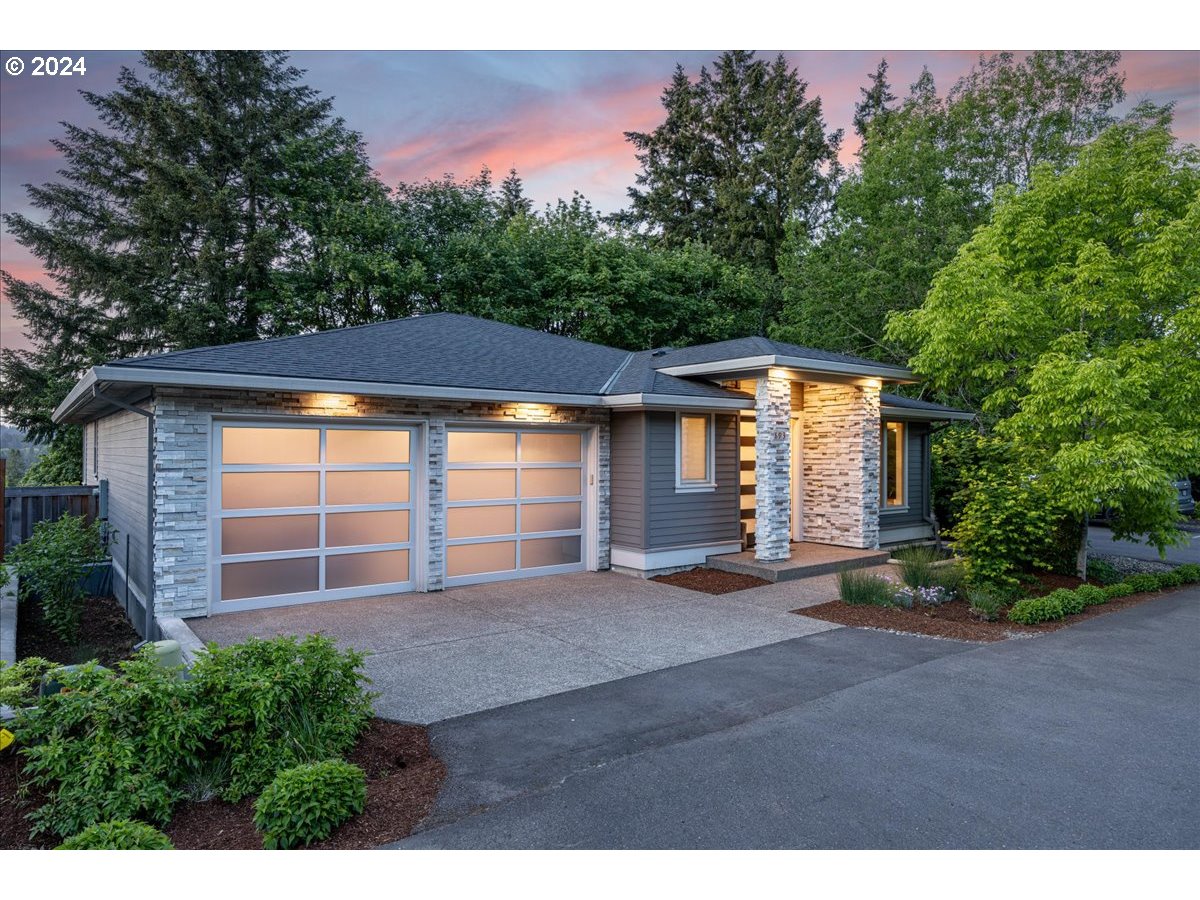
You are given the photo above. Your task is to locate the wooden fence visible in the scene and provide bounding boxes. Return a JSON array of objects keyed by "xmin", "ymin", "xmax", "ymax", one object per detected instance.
[{"xmin": 2, "ymin": 483, "xmax": 100, "ymax": 555}]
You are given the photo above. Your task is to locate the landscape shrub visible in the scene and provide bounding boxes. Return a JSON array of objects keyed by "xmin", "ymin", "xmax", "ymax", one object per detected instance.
[
  {"xmin": 14, "ymin": 652, "xmax": 206, "ymax": 839},
  {"xmin": 931, "ymin": 563, "xmax": 967, "ymax": 600},
  {"xmin": 966, "ymin": 587, "xmax": 1005, "ymax": 622},
  {"xmin": 0, "ymin": 657, "xmax": 56, "ymax": 708},
  {"xmin": 1102, "ymin": 582, "xmax": 1134, "ymax": 600},
  {"xmin": 1007, "ymin": 594, "xmax": 1065, "ymax": 625},
  {"xmin": 1125, "ymin": 573, "xmax": 1161, "ymax": 593},
  {"xmin": 1175, "ymin": 563, "xmax": 1200, "ymax": 583},
  {"xmin": 57, "ymin": 820, "xmax": 174, "ymax": 850},
  {"xmin": 1074, "ymin": 584, "xmax": 1107, "ymax": 608},
  {"xmin": 1085, "ymin": 558, "xmax": 1122, "ymax": 585},
  {"xmin": 1155, "ymin": 569, "xmax": 1184, "ymax": 589},
  {"xmin": 893, "ymin": 545, "xmax": 942, "ymax": 589},
  {"xmin": 253, "ymin": 759, "xmax": 366, "ymax": 849},
  {"xmin": 5, "ymin": 515, "xmax": 108, "ymax": 643},
  {"xmin": 1047, "ymin": 587, "xmax": 1086, "ymax": 616},
  {"xmin": 838, "ymin": 569, "xmax": 896, "ymax": 607},
  {"xmin": 191, "ymin": 634, "xmax": 374, "ymax": 801}
]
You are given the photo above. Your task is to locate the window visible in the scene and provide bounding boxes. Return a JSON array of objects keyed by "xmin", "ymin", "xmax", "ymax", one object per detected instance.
[
  {"xmin": 881, "ymin": 421, "xmax": 905, "ymax": 508},
  {"xmin": 676, "ymin": 413, "xmax": 715, "ymax": 491}
]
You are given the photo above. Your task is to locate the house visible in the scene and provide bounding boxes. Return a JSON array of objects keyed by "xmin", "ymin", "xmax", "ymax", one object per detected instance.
[{"xmin": 53, "ymin": 313, "xmax": 972, "ymax": 633}]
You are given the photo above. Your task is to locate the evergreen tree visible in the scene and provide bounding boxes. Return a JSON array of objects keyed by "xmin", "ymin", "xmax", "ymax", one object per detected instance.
[
  {"xmin": 498, "ymin": 168, "xmax": 534, "ymax": 219},
  {"xmin": 852, "ymin": 58, "xmax": 897, "ymax": 143},
  {"xmin": 0, "ymin": 51, "xmax": 389, "ymax": 441},
  {"xmin": 623, "ymin": 52, "xmax": 842, "ymax": 279}
]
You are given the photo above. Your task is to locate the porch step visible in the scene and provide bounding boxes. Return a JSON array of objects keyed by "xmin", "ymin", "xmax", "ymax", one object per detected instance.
[{"xmin": 706, "ymin": 543, "xmax": 891, "ymax": 583}]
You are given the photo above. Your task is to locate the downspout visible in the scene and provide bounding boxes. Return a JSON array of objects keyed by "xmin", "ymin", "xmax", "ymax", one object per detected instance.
[{"xmin": 92, "ymin": 386, "xmax": 156, "ymax": 640}]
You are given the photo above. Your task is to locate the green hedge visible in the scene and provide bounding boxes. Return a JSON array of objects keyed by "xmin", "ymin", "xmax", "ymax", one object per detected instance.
[{"xmin": 1007, "ymin": 594, "xmax": 1065, "ymax": 625}]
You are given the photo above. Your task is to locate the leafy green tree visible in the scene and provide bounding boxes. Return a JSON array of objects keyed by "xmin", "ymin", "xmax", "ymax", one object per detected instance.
[
  {"xmin": 1, "ymin": 51, "xmax": 389, "ymax": 447},
  {"xmin": 498, "ymin": 167, "xmax": 534, "ymax": 220},
  {"xmin": 624, "ymin": 51, "xmax": 842, "ymax": 280},
  {"xmin": 776, "ymin": 52, "xmax": 1126, "ymax": 370},
  {"xmin": 18, "ymin": 431, "xmax": 83, "ymax": 486},
  {"xmin": 887, "ymin": 109, "xmax": 1200, "ymax": 576}
]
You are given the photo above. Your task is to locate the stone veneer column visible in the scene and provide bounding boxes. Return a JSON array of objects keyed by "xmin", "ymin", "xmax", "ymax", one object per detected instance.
[
  {"xmin": 800, "ymin": 383, "xmax": 881, "ymax": 549},
  {"xmin": 754, "ymin": 374, "xmax": 792, "ymax": 561}
]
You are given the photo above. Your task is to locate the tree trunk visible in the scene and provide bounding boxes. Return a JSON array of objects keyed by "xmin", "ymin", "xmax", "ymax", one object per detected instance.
[{"xmin": 1076, "ymin": 515, "xmax": 1089, "ymax": 581}]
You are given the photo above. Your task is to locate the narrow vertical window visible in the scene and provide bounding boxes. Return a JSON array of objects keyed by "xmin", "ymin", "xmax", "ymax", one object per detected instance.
[
  {"xmin": 677, "ymin": 413, "xmax": 715, "ymax": 490},
  {"xmin": 881, "ymin": 421, "xmax": 905, "ymax": 508}
]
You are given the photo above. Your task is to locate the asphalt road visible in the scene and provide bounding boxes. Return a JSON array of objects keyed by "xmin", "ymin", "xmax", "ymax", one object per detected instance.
[
  {"xmin": 396, "ymin": 588, "xmax": 1200, "ymax": 849},
  {"xmin": 1089, "ymin": 525, "xmax": 1200, "ymax": 565}
]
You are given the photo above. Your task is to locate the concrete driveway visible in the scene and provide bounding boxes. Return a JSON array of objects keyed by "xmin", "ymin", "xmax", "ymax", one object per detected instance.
[
  {"xmin": 398, "ymin": 588, "xmax": 1200, "ymax": 849},
  {"xmin": 188, "ymin": 571, "xmax": 845, "ymax": 723}
]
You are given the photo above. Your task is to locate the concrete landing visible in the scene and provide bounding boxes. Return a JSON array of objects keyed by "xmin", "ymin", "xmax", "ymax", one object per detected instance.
[{"xmin": 707, "ymin": 542, "xmax": 890, "ymax": 582}]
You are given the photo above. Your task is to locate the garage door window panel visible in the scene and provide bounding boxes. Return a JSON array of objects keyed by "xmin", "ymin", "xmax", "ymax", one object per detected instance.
[{"xmin": 214, "ymin": 423, "xmax": 415, "ymax": 608}]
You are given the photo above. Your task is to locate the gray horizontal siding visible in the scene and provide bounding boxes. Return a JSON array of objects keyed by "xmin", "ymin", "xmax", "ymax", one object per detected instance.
[
  {"xmin": 879, "ymin": 419, "xmax": 930, "ymax": 534},
  {"xmin": 645, "ymin": 411, "xmax": 740, "ymax": 550},
  {"xmin": 610, "ymin": 411, "xmax": 646, "ymax": 550},
  {"xmin": 96, "ymin": 406, "xmax": 150, "ymax": 616}
]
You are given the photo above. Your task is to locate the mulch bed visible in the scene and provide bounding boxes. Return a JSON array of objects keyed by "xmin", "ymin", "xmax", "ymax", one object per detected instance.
[
  {"xmin": 799, "ymin": 575, "xmax": 1189, "ymax": 643},
  {"xmin": 16, "ymin": 593, "xmax": 139, "ymax": 667},
  {"xmin": 1, "ymin": 718, "xmax": 445, "ymax": 850},
  {"xmin": 652, "ymin": 567, "xmax": 771, "ymax": 594}
]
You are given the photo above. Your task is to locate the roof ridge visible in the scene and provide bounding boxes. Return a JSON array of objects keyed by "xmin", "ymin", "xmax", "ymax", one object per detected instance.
[{"xmin": 599, "ymin": 351, "xmax": 636, "ymax": 395}]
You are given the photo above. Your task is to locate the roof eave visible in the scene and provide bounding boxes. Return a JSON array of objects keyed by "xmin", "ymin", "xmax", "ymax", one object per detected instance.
[
  {"xmin": 881, "ymin": 405, "xmax": 976, "ymax": 422},
  {"xmin": 655, "ymin": 354, "xmax": 917, "ymax": 383}
]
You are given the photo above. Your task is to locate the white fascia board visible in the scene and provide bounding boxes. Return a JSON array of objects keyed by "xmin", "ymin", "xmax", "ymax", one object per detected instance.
[
  {"xmin": 881, "ymin": 405, "xmax": 975, "ymax": 421},
  {"xmin": 56, "ymin": 365, "xmax": 607, "ymax": 421},
  {"xmin": 52, "ymin": 367, "xmax": 98, "ymax": 423},
  {"xmin": 656, "ymin": 354, "xmax": 917, "ymax": 383},
  {"xmin": 601, "ymin": 392, "xmax": 752, "ymax": 411}
]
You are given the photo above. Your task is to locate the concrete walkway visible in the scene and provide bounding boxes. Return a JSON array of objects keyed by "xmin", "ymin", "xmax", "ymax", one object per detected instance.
[
  {"xmin": 189, "ymin": 570, "xmax": 854, "ymax": 723},
  {"xmin": 398, "ymin": 588, "xmax": 1200, "ymax": 849}
]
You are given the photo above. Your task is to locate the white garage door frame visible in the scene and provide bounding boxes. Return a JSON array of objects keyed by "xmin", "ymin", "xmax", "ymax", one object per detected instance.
[
  {"xmin": 442, "ymin": 422, "xmax": 599, "ymax": 588},
  {"xmin": 207, "ymin": 416, "xmax": 426, "ymax": 613}
]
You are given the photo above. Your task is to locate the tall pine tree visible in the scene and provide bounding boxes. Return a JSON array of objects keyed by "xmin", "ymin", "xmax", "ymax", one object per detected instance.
[
  {"xmin": 623, "ymin": 52, "xmax": 842, "ymax": 279},
  {"xmin": 1, "ymin": 51, "xmax": 388, "ymax": 441},
  {"xmin": 852, "ymin": 58, "xmax": 897, "ymax": 143}
]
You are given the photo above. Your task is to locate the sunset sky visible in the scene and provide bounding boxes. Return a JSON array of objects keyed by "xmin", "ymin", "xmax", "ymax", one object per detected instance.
[{"xmin": 2, "ymin": 49, "xmax": 1198, "ymax": 354}]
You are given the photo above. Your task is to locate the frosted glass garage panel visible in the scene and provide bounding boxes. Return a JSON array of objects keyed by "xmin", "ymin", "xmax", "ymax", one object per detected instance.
[
  {"xmin": 327, "ymin": 429, "xmax": 410, "ymax": 464},
  {"xmin": 448, "ymin": 431, "xmax": 516, "ymax": 463},
  {"xmin": 326, "ymin": 470, "xmax": 410, "ymax": 506},
  {"xmin": 447, "ymin": 542, "xmax": 516, "ymax": 577},
  {"xmin": 521, "ymin": 536, "xmax": 582, "ymax": 569},
  {"xmin": 520, "ymin": 468, "xmax": 581, "ymax": 498},
  {"xmin": 222, "ymin": 472, "xmax": 319, "ymax": 509},
  {"xmin": 326, "ymin": 510, "xmax": 410, "ymax": 547},
  {"xmin": 326, "ymin": 549, "xmax": 409, "ymax": 589},
  {"xmin": 447, "ymin": 505, "xmax": 516, "ymax": 539},
  {"xmin": 222, "ymin": 514, "xmax": 318, "ymax": 555},
  {"xmin": 521, "ymin": 501, "xmax": 581, "ymax": 534},
  {"xmin": 222, "ymin": 557, "xmax": 318, "ymax": 601},
  {"xmin": 222, "ymin": 427, "xmax": 319, "ymax": 465},
  {"xmin": 448, "ymin": 469, "xmax": 516, "ymax": 501},
  {"xmin": 521, "ymin": 432, "xmax": 581, "ymax": 463}
]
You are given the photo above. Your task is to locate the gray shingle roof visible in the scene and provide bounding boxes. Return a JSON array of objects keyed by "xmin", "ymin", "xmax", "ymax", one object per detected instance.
[
  {"xmin": 109, "ymin": 313, "xmax": 634, "ymax": 397},
  {"xmin": 881, "ymin": 393, "xmax": 974, "ymax": 418},
  {"xmin": 648, "ymin": 335, "xmax": 911, "ymax": 374}
]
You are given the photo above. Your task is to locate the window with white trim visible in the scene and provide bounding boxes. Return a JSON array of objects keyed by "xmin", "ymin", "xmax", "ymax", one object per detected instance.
[
  {"xmin": 881, "ymin": 420, "xmax": 905, "ymax": 508},
  {"xmin": 676, "ymin": 413, "xmax": 715, "ymax": 491}
]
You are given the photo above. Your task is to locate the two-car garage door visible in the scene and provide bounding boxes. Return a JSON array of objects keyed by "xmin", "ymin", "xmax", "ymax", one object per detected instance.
[{"xmin": 212, "ymin": 422, "xmax": 587, "ymax": 611}]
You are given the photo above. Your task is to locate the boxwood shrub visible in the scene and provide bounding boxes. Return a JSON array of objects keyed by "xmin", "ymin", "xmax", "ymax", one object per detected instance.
[
  {"xmin": 1074, "ymin": 584, "xmax": 1108, "ymax": 608},
  {"xmin": 1125, "ymin": 573, "xmax": 1161, "ymax": 593},
  {"xmin": 1007, "ymin": 594, "xmax": 1065, "ymax": 625},
  {"xmin": 253, "ymin": 759, "xmax": 366, "ymax": 849},
  {"xmin": 57, "ymin": 820, "xmax": 174, "ymax": 850}
]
